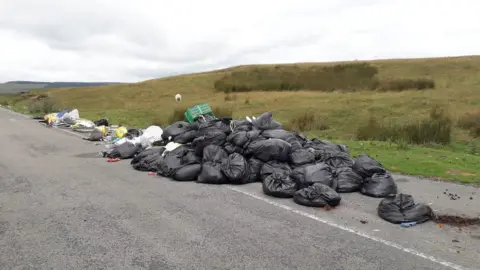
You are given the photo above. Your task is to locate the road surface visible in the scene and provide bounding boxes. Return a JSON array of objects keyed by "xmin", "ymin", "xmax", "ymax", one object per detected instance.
[{"xmin": 0, "ymin": 108, "xmax": 479, "ymax": 270}]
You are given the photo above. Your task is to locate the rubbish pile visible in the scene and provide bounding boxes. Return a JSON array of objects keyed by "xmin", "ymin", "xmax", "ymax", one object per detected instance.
[
  {"xmin": 43, "ymin": 109, "xmax": 105, "ymax": 130},
  {"xmin": 42, "ymin": 110, "xmax": 434, "ymax": 225}
]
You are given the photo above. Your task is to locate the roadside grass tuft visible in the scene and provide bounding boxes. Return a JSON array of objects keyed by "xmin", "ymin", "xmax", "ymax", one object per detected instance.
[
  {"xmin": 285, "ymin": 111, "xmax": 329, "ymax": 132},
  {"xmin": 356, "ymin": 106, "xmax": 452, "ymax": 145},
  {"xmin": 458, "ymin": 111, "xmax": 480, "ymax": 138},
  {"xmin": 27, "ymin": 97, "xmax": 59, "ymax": 115}
]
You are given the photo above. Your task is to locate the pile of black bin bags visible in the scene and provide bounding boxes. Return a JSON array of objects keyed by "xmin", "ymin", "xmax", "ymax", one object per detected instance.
[{"xmin": 127, "ymin": 112, "xmax": 433, "ymax": 222}]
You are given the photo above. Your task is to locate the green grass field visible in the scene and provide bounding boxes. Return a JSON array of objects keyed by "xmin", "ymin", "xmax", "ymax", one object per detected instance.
[{"xmin": 2, "ymin": 55, "xmax": 480, "ymax": 184}]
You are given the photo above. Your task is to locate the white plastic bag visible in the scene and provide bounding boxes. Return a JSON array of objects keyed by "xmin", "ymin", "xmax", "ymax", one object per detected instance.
[
  {"xmin": 138, "ymin": 125, "xmax": 163, "ymax": 149},
  {"xmin": 61, "ymin": 109, "xmax": 80, "ymax": 124},
  {"xmin": 162, "ymin": 142, "xmax": 182, "ymax": 156},
  {"xmin": 73, "ymin": 119, "xmax": 95, "ymax": 128},
  {"xmin": 69, "ymin": 109, "xmax": 80, "ymax": 119}
]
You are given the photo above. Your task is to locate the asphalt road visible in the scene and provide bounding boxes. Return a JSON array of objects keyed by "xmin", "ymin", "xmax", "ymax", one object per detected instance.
[{"xmin": 0, "ymin": 108, "xmax": 478, "ymax": 270}]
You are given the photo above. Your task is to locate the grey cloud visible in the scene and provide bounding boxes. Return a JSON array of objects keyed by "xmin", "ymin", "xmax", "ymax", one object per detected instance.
[{"xmin": 0, "ymin": 0, "xmax": 479, "ymax": 82}]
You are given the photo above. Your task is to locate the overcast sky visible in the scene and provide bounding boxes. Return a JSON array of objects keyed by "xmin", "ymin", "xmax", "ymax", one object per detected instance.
[{"xmin": 0, "ymin": 0, "xmax": 478, "ymax": 83}]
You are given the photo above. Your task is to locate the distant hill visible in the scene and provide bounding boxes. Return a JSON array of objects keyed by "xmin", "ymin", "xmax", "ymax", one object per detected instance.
[{"xmin": 0, "ymin": 81, "xmax": 124, "ymax": 93}]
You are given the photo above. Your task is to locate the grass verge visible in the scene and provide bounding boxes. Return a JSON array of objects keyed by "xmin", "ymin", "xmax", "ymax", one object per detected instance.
[{"xmin": 337, "ymin": 140, "xmax": 480, "ymax": 184}]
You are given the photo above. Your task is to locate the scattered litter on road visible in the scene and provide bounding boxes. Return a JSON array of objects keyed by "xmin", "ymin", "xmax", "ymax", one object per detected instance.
[
  {"xmin": 443, "ymin": 189, "xmax": 461, "ymax": 200},
  {"xmin": 400, "ymin": 221, "xmax": 418, "ymax": 228},
  {"xmin": 323, "ymin": 205, "xmax": 333, "ymax": 211},
  {"xmin": 107, "ymin": 158, "xmax": 121, "ymax": 163}
]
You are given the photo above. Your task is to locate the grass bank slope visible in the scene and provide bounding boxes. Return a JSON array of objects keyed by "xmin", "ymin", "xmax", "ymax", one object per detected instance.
[{"xmin": 44, "ymin": 56, "xmax": 480, "ymax": 132}]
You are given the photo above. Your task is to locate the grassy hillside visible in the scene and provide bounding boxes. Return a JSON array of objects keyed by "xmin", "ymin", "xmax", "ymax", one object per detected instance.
[
  {"xmin": 0, "ymin": 81, "xmax": 124, "ymax": 93},
  {"xmin": 42, "ymin": 56, "xmax": 480, "ymax": 137},
  {"xmin": 3, "ymin": 55, "xmax": 480, "ymax": 183}
]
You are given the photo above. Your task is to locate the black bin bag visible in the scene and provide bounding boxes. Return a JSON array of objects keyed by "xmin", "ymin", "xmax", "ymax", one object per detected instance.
[
  {"xmin": 291, "ymin": 162, "xmax": 335, "ymax": 190},
  {"xmin": 174, "ymin": 129, "xmax": 198, "ymax": 144},
  {"xmin": 261, "ymin": 129, "xmax": 295, "ymax": 140},
  {"xmin": 324, "ymin": 151, "xmax": 354, "ymax": 169},
  {"xmin": 157, "ymin": 146, "xmax": 200, "ymax": 179},
  {"xmin": 125, "ymin": 128, "xmax": 143, "ymax": 139},
  {"xmin": 286, "ymin": 136, "xmax": 304, "ymax": 153},
  {"xmin": 262, "ymin": 172, "xmax": 297, "ymax": 198},
  {"xmin": 94, "ymin": 119, "xmax": 109, "ymax": 126},
  {"xmin": 247, "ymin": 158, "xmax": 264, "ymax": 182},
  {"xmin": 246, "ymin": 138, "xmax": 291, "ymax": 162},
  {"xmin": 130, "ymin": 147, "xmax": 165, "ymax": 172},
  {"xmin": 132, "ymin": 152, "xmax": 162, "ymax": 172},
  {"xmin": 192, "ymin": 130, "xmax": 227, "ymax": 157},
  {"xmin": 378, "ymin": 194, "xmax": 433, "ymax": 224},
  {"xmin": 221, "ymin": 153, "xmax": 251, "ymax": 184},
  {"xmin": 230, "ymin": 119, "xmax": 254, "ymax": 132},
  {"xmin": 352, "ymin": 154, "xmax": 386, "ymax": 178},
  {"xmin": 227, "ymin": 130, "xmax": 261, "ymax": 149},
  {"xmin": 197, "ymin": 118, "xmax": 232, "ymax": 135},
  {"xmin": 106, "ymin": 142, "xmax": 142, "ymax": 159},
  {"xmin": 304, "ymin": 139, "xmax": 348, "ymax": 154},
  {"xmin": 173, "ymin": 164, "xmax": 202, "ymax": 181},
  {"xmin": 252, "ymin": 112, "xmax": 282, "ymax": 130},
  {"xmin": 293, "ymin": 183, "xmax": 341, "ymax": 207},
  {"xmin": 360, "ymin": 171, "xmax": 398, "ymax": 198},
  {"xmin": 289, "ymin": 148, "xmax": 316, "ymax": 166},
  {"xmin": 260, "ymin": 160, "xmax": 292, "ymax": 182},
  {"xmin": 223, "ymin": 142, "xmax": 244, "ymax": 155},
  {"xmin": 197, "ymin": 163, "xmax": 228, "ymax": 184},
  {"xmin": 334, "ymin": 167, "xmax": 364, "ymax": 193},
  {"xmin": 197, "ymin": 145, "xmax": 229, "ymax": 184},
  {"xmin": 162, "ymin": 121, "xmax": 194, "ymax": 141},
  {"xmin": 131, "ymin": 146, "xmax": 165, "ymax": 163}
]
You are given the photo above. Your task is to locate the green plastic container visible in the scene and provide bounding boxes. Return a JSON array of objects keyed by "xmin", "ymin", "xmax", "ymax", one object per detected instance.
[{"xmin": 184, "ymin": 103, "xmax": 215, "ymax": 123}]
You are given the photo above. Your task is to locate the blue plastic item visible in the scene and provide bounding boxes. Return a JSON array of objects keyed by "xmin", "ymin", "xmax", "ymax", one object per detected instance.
[
  {"xmin": 56, "ymin": 109, "xmax": 69, "ymax": 118},
  {"xmin": 400, "ymin": 221, "xmax": 417, "ymax": 228}
]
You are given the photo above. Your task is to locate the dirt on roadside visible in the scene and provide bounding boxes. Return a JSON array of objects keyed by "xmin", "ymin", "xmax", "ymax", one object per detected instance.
[{"xmin": 433, "ymin": 214, "xmax": 480, "ymax": 227}]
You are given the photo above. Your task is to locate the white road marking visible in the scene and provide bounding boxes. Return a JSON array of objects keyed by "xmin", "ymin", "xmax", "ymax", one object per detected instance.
[{"xmin": 226, "ymin": 186, "xmax": 468, "ymax": 270}]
